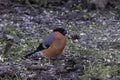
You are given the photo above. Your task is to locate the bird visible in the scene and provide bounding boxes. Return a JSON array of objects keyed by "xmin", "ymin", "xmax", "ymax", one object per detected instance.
[{"xmin": 24, "ymin": 28, "xmax": 67, "ymax": 58}]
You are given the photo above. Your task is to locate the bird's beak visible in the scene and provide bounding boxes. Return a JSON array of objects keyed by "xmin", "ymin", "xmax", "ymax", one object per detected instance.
[{"xmin": 63, "ymin": 30, "xmax": 67, "ymax": 35}]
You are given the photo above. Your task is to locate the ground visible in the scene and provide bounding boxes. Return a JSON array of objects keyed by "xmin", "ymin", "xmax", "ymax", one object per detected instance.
[{"xmin": 0, "ymin": 1, "xmax": 120, "ymax": 80}]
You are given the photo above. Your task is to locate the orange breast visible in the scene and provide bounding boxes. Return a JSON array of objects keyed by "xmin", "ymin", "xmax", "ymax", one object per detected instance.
[{"xmin": 41, "ymin": 32, "xmax": 66, "ymax": 57}]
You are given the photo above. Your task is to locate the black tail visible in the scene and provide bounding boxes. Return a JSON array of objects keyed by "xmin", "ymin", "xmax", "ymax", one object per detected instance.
[
  {"xmin": 24, "ymin": 43, "xmax": 46, "ymax": 58},
  {"xmin": 24, "ymin": 50, "xmax": 37, "ymax": 58}
]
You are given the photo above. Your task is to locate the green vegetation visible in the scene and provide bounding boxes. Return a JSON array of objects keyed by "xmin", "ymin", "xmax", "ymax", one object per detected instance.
[{"xmin": 0, "ymin": 0, "xmax": 120, "ymax": 79}]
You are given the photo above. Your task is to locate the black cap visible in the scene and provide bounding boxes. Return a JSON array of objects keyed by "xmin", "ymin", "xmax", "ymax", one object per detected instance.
[{"xmin": 53, "ymin": 28, "xmax": 67, "ymax": 36}]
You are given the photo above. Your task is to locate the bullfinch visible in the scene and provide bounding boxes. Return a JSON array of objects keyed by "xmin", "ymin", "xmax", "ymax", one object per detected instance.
[{"xmin": 24, "ymin": 28, "xmax": 67, "ymax": 58}]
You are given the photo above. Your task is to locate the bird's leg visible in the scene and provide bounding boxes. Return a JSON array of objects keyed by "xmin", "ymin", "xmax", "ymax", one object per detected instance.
[{"xmin": 38, "ymin": 57, "xmax": 44, "ymax": 65}]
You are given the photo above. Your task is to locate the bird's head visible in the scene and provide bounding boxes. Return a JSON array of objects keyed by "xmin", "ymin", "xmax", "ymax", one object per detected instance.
[{"xmin": 53, "ymin": 28, "xmax": 67, "ymax": 36}]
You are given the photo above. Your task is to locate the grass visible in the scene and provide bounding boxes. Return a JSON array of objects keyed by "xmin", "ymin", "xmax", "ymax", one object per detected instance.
[{"xmin": 0, "ymin": 17, "xmax": 120, "ymax": 79}]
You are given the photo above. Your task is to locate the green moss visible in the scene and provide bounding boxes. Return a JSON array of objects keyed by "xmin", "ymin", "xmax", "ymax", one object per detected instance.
[{"xmin": 110, "ymin": 42, "xmax": 120, "ymax": 49}]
